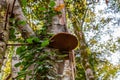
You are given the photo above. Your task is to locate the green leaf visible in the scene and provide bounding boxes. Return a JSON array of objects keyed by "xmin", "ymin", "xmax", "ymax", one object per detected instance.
[
  {"xmin": 26, "ymin": 37, "xmax": 40, "ymax": 43},
  {"xmin": 36, "ymin": 61, "xmax": 44, "ymax": 65},
  {"xmin": 17, "ymin": 20, "xmax": 26, "ymax": 26},
  {"xmin": 16, "ymin": 46, "xmax": 26, "ymax": 55},
  {"xmin": 49, "ymin": 1, "xmax": 56, "ymax": 7},
  {"xmin": 85, "ymin": 18, "xmax": 91, "ymax": 23},
  {"xmin": 41, "ymin": 40, "xmax": 49, "ymax": 47},
  {"xmin": 9, "ymin": 18, "xmax": 16, "ymax": 24},
  {"xmin": 39, "ymin": 7, "xmax": 46, "ymax": 11},
  {"xmin": 10, "ymin": 28, "xmax": 16, "ymax": 40},
  {"xmin": 26, "ymin": 38, "xmax": 33, "ymax": 43},
  {"xmin": 33, "ymin": 37, "xmax": 40, "ymax": 43},
  {"xmin": 15, "ymin": 62, "xmax": 22, "ymax": 67},
  {"xmin": 86, "ymin": 47, "xmax": 91, "ymax": 54},
  {"xmin": 21, "ymin": 0, "xmax": 27, "ymax": 7}
]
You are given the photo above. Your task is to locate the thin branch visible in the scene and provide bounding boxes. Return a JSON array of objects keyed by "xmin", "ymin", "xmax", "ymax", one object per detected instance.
[
  {"xmin": 4, "ymin": 4, "xmax": 10, "ymax": 30},
  {"xmin": 5, "ymin": 74, "xmax": 11, "ymax": 80},
  {"xmin": 80, "ymin": 8, "xmax": 88, "ymax": 30},
  {"xmin": 7, "ymin": 43, "xmax": 33, "ymax": 46},
  {"xmin": 10, "ymin": 0, "xmax": 16, "ymax": 17}
]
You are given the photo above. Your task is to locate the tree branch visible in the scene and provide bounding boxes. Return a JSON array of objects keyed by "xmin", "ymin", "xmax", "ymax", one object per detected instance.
[{"xmin": 6, "ymin": 0, "xmax": 36, "ymax": 38}]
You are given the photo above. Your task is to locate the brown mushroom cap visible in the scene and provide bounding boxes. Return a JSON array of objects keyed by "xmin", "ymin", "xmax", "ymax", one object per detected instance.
[{"xmin": 48, "ymin": 32, "xmax": 78, "ymax": 51}]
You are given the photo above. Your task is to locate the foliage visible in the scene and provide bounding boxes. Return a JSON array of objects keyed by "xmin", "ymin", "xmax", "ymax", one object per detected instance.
[
  {"xmin": 15, "ymin": 44, "xmax": 56, "ymax": 79},
  {"xmin": 75, "ymin": 55, "xmax": 86, "ymax": 80},
  {"xmin": 1, "ymin": 47, "xmax": 13, "ymax": 80},
  {"xmin": 65, "ymin": 0, "xmax": 120, "ymax": 79},
  {"xmin": 12, "ymin": 0, "xmax": 63, "ymax": 79},
  {"xmin": 2, "ymin": 0, "xmax": 120, "ymax": 80}
]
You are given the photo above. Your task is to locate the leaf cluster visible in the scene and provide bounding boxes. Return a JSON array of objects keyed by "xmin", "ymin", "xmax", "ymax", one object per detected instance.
[
  {"xmin": 13, "ymin": 0, "xmax": 64, "ymax": 79},
  {"xmin": 15, "ymin": 37, "xmax": 57, "ymax": 79}
]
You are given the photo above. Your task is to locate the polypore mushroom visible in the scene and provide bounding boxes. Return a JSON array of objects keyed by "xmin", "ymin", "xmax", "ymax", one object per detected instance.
[{"xmin": 48, "ymin": 32, "xmax": 78, "ymax": 51}]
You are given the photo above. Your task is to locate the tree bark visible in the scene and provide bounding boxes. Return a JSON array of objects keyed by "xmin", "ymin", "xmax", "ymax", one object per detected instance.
[
  {"xmin": 0, "ymin": 0, "xmax": 36, "ymax": 79},
  {"xmin": 0, "ymin": 0, "xmax": 76, "ymax": 80},
  {"xmin": 69, "ymin": 14, "xmax": 95, "ymax": 80},
  {"xmin": 0, "ymin": 0, "xmax": 9, "ymax": 72},
  {"xmin": 6, "ymin": 0, "xmax": 36, "ymax": 38},
  {"xmin": 76, "ymin": 31, "xmax": 95, "ymax": 80},
  {"xmin": 47, "ymin": 0, "xmax": 75, "ymax": 80},
  {"xmin": 67, "ymin": 3, "xmax": 95, "ymax": 79}
]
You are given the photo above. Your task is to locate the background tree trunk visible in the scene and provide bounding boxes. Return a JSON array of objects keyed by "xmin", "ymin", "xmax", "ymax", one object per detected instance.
[{"xmin": 69, "ymin": 13, "xmax": 95, "ymax": 80}]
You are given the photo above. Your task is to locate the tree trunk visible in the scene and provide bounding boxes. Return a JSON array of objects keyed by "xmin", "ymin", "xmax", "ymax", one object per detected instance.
[
  {"xmin": 69, "ymin": 14, "xmax": 95, "ymax": 80},
  {"xmin": 47, "ymin": 0, "xmax": 75, "ymax": 80},
  {"xmin": 67, "ymin": 3, "xmax": 95, "ymax": 79},
  {"xmin": 0, "ymin": 0, "xmax": 76, "ymax": 80},
  {"xmin": 0, "ymin": 0, "xmax": 36, "ymax": 79},
  {"xmin": 0, "ymin": 0, "xmax": 9, "ymax": 72},
  {"xmin": 75, "ymin": 31, "xmax": 95, "ymax": 80}
]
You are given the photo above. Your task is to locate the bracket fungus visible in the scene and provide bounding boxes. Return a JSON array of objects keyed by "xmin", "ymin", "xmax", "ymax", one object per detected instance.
[{"xmin": 48, "ymin": 32, "xmax": 78, "ymax": 51}]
